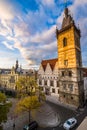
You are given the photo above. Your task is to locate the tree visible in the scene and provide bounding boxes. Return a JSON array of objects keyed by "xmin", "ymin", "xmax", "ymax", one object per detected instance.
[
  {"xmin": 0, "ymin": 92, "xmax": 6, "ymax": 103},
  {"xmin": 15, "ymin": 96, "xmax": 40, "ymax": 123},
  {"xmin": 16, "ymin": 76, "xmax": 46, "ymax": 102},
  {"xmin": 16, "ymin": 77, "xmax": 38, "ymax": 98},
  {"xmin": 0, "ymin": 92, "xmax": 12, "ymax": 129}
]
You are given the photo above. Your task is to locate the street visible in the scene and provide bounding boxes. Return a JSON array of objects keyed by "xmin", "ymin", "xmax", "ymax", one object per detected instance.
[
  {"xmin": 2, "ymin": 98, "xmax": 87, "ymax": 130},
  {"xmin": 38, "ymin": 102, "xmax": 87, "ymax": 130}
]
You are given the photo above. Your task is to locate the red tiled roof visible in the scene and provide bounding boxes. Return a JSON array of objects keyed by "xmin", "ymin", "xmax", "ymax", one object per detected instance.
[{"xmin": 41, "ymin": 58, "xmax": 58, "ymax": 71}]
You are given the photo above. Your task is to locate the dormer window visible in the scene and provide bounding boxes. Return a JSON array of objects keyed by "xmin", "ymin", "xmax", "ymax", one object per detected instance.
[{"xmin": 63, "ymin": 38, "xmax": 67, "ymax": 47}]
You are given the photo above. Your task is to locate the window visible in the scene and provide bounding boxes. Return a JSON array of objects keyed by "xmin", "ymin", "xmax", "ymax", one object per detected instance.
[
  {"xmin": 52, "ymin": 88, "xmax": 55, "ymax": 93},
  {"xmin": 39, "ymin": 80, "xmax": 42, "ymax": 85},
  {"xmin": 50, "ymin": 80, "xmax": 54, "ymax": 86},
  {"xmin": 71, "ymin": 96, "xmax": 73, "ymax": 100},
  {"xmin": 44, "ymin": 80, "xmax": 47, "ymax": 86},
  {"xmin": 58, "ymin": 89, "xmax": 59, "ymax": 94},
  {"xmin": 64, "ymin": 60, "xmax": 68, "ymax": 66},
  {"xmin": 69, "ymin": 71, "xmax": 72, "ymax": 77},
  {"xmin": 63, "ymin": 84, "xmax": 66, "ymax": 90},
  {"xmin": 80, "ymin": 70, "xmax": 82, "ymax": 79},
  {"xmin": 63, "ymin": 38, "xmax": 67, "ymax": 47},
  {"xmin": 68, "ymin": 84, "xmax": 73, "ymax": 91},
  {"xmin": 9, "ymin": 76, "xmax": 15, "ymax": 83},
  {"xmin": 57, "ymin": 81, "xmax": 59, "ymax": 87},
  {"xmin": 62, "ymin": 71, "xmax": 65, "ymax": 76},
  {"xmin": 40, "ymin": 87, "xmax": 43, "ymax": 91}
]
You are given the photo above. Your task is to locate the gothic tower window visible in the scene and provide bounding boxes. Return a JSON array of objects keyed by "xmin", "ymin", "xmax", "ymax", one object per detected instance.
[
  {"xmin": 63, "ymin": 38, "xmax": 67, "ymax": 47},
  {"xmin": 63, "ymin": 84, "xmax": 66, "ymax": 90},
  {"xmin": 64, "ymin": 60, "xmax": 68, "ymax": 66},
  {"xmin": 62, "ymin": 71, "xmax": 65, "ymax": 76},
  {"xmin": 68, "ymin": 84, "xmax": 73, "ymax": 91},
  {"xmin": 68, "ymin": 71, "xmax": 72, "ymax": 77}
]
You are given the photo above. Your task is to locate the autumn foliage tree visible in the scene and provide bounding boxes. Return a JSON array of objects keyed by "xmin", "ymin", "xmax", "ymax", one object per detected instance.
[
  {"xmin": 15, "ymin": 76, "xmax": 46, "ymax": 123},
  {"xmin": 0, "ymin": 92, "xmax": 6, "ymax": 103},
  {"xmin": 16, "ymin": 76, "xmax": 46, "ymax": 102},
  {"xmin": 15, "ymin": 96, "xmax": 40, "ymax": 123},
  {"xmin": 16, "ymin": 76, "xmax": 38, "ymax": 98}
]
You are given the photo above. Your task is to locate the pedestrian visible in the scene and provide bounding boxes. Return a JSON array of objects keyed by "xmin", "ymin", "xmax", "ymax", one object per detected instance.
[{"xmin": 13, "ymin": 123, "xmax": 15, "ymax": 130}]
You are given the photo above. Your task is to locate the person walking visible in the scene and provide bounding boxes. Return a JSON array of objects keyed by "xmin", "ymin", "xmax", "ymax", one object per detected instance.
[{"xmin": 13, "ymin": 123, "xmax": 15, "ymax": 130}]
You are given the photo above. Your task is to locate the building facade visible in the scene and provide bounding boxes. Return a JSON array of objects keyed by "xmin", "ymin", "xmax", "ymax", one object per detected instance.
[
  {"xmin": 0, "ymin": 60, "xmax": 23, "ymax": 90},
  {"xmin": 38, "ymin": 7, "xmax": 84, "ymax": 107},
  {"xmin": 38, "ymin": 59, "xmax": 59, "ymax": 97},
  {"xmin": 83, "ymin": 68, "xmax": 87, "ymax": 101},
  {"xmin": 0, "ymin": 60, "xmax": 37, "ymax": 91},
  {"xmin": 56, "ymin": 7, "xmax": 84, "ymax": 107}
]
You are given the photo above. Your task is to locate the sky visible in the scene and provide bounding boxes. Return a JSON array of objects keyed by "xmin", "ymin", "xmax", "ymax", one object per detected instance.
[{"xmin": 0, "ymin": 0, "xmax": 87, "ymax": 69}]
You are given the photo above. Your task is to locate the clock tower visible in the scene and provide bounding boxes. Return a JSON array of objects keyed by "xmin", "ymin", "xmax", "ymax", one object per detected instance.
[{"xmin": 56, "ymin": 7, "xmax": 84, "ymax": 107}]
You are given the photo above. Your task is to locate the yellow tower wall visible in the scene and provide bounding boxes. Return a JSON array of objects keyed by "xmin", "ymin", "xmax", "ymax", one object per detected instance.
[{"xmin": 58, "ymin": 26, "xmax": 77, "ymax": 68}]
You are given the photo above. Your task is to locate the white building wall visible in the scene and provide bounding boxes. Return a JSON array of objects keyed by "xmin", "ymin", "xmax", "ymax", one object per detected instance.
[{"xmin": 38, "ymin": 61, "xmax": 60, "ymax": 98}]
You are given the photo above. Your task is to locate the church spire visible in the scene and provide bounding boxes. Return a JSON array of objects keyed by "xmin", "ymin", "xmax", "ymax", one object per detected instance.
[
  {"xmin": 15, "ymin": 59, "xmax": 19, "ymax": 70},
  {"xmin": 61, "ymin": 1, "xmax": 74, "ymax": 29}
]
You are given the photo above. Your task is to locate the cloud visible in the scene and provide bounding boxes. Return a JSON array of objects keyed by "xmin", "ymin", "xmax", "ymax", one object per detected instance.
[
  {"xmin": 0, "ymin": 0, "xmax": 87, "ymax": 69},
  {"xmin": 2, "ymin": 41, "xmax": 14, "ymax": 50},
  {"xmin": 13, "ymin": 25, "xmax": 57, "ymax": 66},
  {"xmin": 36, "ymin": 0, "xmax": 55, "ymax": 7},
  {"xmin": 0, "ymin": 0, "xmax": 15, "ymax": 20}
]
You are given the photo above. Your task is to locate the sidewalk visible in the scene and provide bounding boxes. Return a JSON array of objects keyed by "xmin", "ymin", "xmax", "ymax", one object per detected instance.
[{"xmin": 46, "ymin": 95, "xmax": 77, "ymax": 111}]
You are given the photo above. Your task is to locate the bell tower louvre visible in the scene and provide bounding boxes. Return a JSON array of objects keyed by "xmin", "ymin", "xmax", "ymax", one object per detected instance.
[{"xmin": 56, "ymin": 6, "xmax": 84, "ymax": 107}]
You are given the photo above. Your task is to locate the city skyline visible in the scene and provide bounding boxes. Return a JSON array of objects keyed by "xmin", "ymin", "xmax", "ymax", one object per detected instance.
[{"xmin": 0, "ymin": 0, "xmax": 87, "ymax": 69}]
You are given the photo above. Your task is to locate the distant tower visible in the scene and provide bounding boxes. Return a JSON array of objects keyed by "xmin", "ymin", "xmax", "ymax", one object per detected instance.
[
  {"xmin": 56, "ymin": 6, "xmax": 84, "ymax": 107},
  {"xmin": 15, "ymin": 60, "xmax": 19, "ymax": 71}
]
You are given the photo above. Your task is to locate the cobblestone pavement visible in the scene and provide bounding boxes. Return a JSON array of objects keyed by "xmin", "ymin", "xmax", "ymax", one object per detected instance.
[
  {"xmin": 2, "ymin": 97, "xmax": 80, "ymax": 130},
  {"xmin": 2, "ymin": 98, "xmax": 29, "ymax": 130},
  {"xmin": 2, "ymin": 98, "xmax": 60, "ymax": 130},
  {"xmin": 33, "ymin": 103, "xmax": 60, "ymax": 127},
  {"xmin": 2, "ymin": 113, "xmax": 29, "ymax": 130}
]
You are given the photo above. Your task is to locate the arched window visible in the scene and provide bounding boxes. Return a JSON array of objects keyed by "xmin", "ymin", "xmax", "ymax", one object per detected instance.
[{"xmin": 63, "ymin": 38, "xmax": 67, "ymax": 47}]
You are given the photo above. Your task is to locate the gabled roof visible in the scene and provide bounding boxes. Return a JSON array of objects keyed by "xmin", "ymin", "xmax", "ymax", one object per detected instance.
[{"xmin": 41, "ymin": 58, "xmax": 58, "ymax": 71}]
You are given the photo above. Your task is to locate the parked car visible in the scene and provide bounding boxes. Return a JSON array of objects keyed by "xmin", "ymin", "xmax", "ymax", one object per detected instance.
[
  {"xmin": 23, "ymin": 121, "xmax": 38, "ymax": 130},
  {"xmin": 63, "ymin": 117, "xmax": 77, "ymax": 130}
]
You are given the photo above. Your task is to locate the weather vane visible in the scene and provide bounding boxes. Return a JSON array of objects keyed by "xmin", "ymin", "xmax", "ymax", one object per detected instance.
[{"xmin": 64, "ymin": 0, "xmax": 67, "ymax": 8}]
